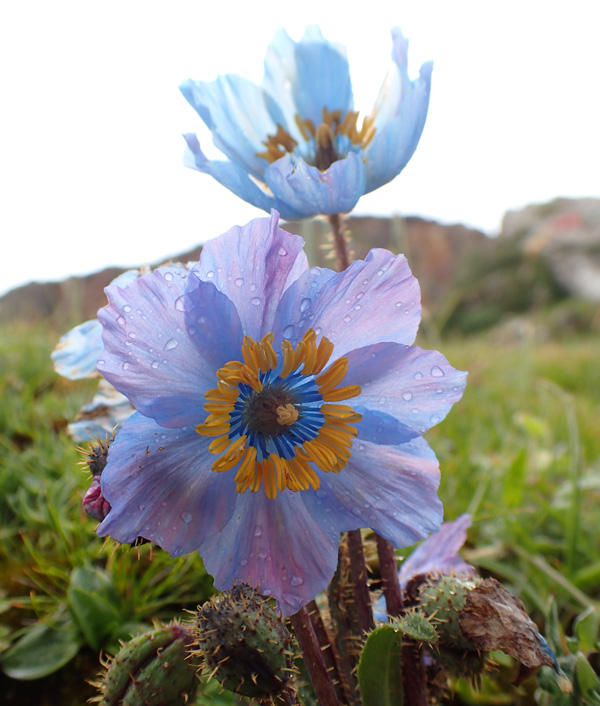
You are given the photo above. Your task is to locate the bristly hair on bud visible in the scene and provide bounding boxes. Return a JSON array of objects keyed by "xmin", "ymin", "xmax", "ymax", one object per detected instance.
[
  {"xmin": 91, "ymin": 623, "xmax": 199, "ymax": 706},
  {"xmin": 189, "ymin": 584, "xmax": 295, "ymax": 700},
  {"xmin": 78, "ymin": 434, "xmax": 113, "ymax": 477}
]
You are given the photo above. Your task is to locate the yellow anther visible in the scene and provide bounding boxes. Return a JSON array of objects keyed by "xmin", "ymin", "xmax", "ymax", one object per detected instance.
[
  {"xmin": 276, "ymin": 404, "xmax": 299, "ymax": 426},
  {"xmin": 316, "ymin": 357, "xmax": 349, "ymax": 393}
]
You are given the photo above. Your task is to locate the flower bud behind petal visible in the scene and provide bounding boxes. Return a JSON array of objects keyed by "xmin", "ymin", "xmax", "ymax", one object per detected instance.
[{"xmin": 95, "ymin": 624, "xmax": 198, "ymax": 706}]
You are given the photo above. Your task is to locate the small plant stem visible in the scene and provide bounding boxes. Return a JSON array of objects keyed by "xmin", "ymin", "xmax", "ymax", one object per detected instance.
[
  {"xmin": 346, "ymin": 529, "xmax": 374, "ymax": 633},
  {"xmin": 401, "ymin": 645, "xmax": 429, "ymax": 706},
  {"xmin": 375, "ymin": 533, "xmax": 403, "ymax": 617},
  {"xmin": 306, "ymin": 600, "xmax": 354, "ymax": 705},
  {"xmin": 328, "ymin": 213, "xmax": 352, "ymax": 270},
  {"xmin": 290, "ymin": 607, "xmax": 340, "ymax": 706}
]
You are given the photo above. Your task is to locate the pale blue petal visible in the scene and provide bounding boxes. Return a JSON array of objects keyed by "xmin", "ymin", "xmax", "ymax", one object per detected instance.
[
  {"xmin": 398, "ymin": 514, "xmax": 473, "ymax": 586},
  {"xmin": 192, "ymin": 212, "xmax": 308, "ymax": 341},
  {"xmin": 98, "ymin": 267, "xmax": 241, "ymax": 428},
  {"xmin": 199, "ymin": 488, "xmax": 340, "ymax": 618},
  {"xmin": 309, "ymin": 437, "xmax": 442, "ymax": 547},
  {"xmin": 346, "ymin": 342, "xmax": 467, "ymax": 436},
  {"xmin": 272, "ymin": 249, "xmax": 421, "ymax": 359},
  {"xmin": 67, "ymin": 379, "xmax": 134, "ymax": 442},
  {"xmin": 365, "ymin": 59, "xmax": 432, "ymax": 192},
  {"xmin": 264, "ymin": 152, "xmax": 365, "ymax": 217},
  {"xmin": 262, "ymin": 27, "xmax": 354, "ymax": 130},
  {"xmin": 180, "ymin": 75, "xmax": 286, "ymax": 178},
  {"xmin": 52, "ymin": 319, "xmax": 102, "ymax": 380},
  {"xmin": 98, "ymin": 413, "xmax": 237, "ymax": 555}
]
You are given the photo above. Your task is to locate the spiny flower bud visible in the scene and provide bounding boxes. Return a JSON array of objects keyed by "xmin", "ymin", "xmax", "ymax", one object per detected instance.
[
  {"xmin": 94, "ymin": 624, "xmax": 198, "ymax": 706},
  {"xmin": 190, "ymin": 584, "xmax": 294, "ymax": 699}
]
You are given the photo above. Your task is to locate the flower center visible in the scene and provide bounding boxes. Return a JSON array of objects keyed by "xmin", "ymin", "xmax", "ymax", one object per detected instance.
[
  {"xmin": 256, "ymin": 107, "xmax": 376, "ymax": 170},
  {"xmin": 196, "ymin": 329, "xmax": 362, "ymax": 499}
]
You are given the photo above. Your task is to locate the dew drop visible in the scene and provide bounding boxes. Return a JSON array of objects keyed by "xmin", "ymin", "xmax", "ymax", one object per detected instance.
[
  {"xmin": 139, "ymin": 503, "xmax": 146, "ymax": 511},
  {"xmin": 396, "ymin": 301, "xmax": 403, "ymax": 307},
  {"xmin": 122, "ymin": 362, "xmax": 130, "ymax": 370},
  {"xmin": 358, "ymin": 444, "xmax": 366, "ymax": 451},
  {"xmin": 300, "ymin": 297, "xmax": 311, "ymax": 312},
  {"xmin": 117, "ymin": 315, "xmax": 126, "ymax": 325},
  {"xmin": 251, "ymin": 297, "xmax": 261, "ymax": 306},
  {"xmin": 314, "ymin": 327, "xmax": 322, "ymax": 335},
  {"xmin": 344, "ymin": 298, "xmax": 351, "ymax": 305},
  {"xmin": 411, "ymin": 408, "xmax": 419, "ymax": 415},
  {"xmin": 240, "ymin": 559, "xmax": 248, "ymax": 566},
  {"xmin": 97, "ymin": 359, "xmax": 105, "ymax": 367},
  {"xmin": 362, "ymin": 279, "xmax": 369, "ymax": 285},
  {"xmin": 354, "ymin": 304, "xmax": 362, "ymax": 310},
  {"xmin": 123, "ymin": 305, "xmax": 132, "ymax": 313},
  {"xmin": 181, "ymin": 512, "xmax": 192, "ymax": 523},
  {"xmin": 430, "ymin": 413, "xmax": 441, "ymax": 424},
  {"xmin": 263, "ymin": 589, "xmax": 273, "ymax": 596},
  {"xmin": 342, "ymin": 314, "xmax": 351, "ymax": 323},
  {"xmin": 378, "ymin": 396, "xmax": 387, "ymax": 404},
  {"xmin": 431, "ymin": 366, "xmax": 444, "ymax": 377},
  {"xmin": 290, "ymin": 575, "xmax": 304, "ymax": 587},
  {"xmin": 254, "ymin": 525, "xmax": 263, "ymax": 537},
  {"xmin": 413, "ymin": 371, "xmax": 424, "ymax": 380},
  {"xmin": 249, "ymin": 283, "xmax": 256, "ymax": 292},
  {"xmin": 278, "ymin": 246, "xmax": 287, "ymax": 256},
  {"xmin": 151, "ymin": 361, "xmax": 159, "ymax": 369},
  {"xmin": 235, "ymin": 277, "xmax": 244, "ymax": 287},
  {"xmin": 164, "ymin": 272, "xmax": 173, "ymax": 281},
  {"xmin": 377, "ymin": 269, "xmax": 384, "ymax": 276},
  {"xmin": 175, "ymin": 296, "xmax": 186, "ymax": 311},
  {"xmin": 402, "ymin": 391, "xmax": 413, "ymax": 401},
  {"xmin": 283, "ymin": 324, "xmax": 294, "ymax": 338},
  {"xmin": 128, "ymin": 331, "xmax": 136, "ymax": 339},
  {"xmin": 436, "ymin": 388, "xmax": 443, "ymax": 394},
  {"xmin": 257, "ymin": 552, "xmax": 268, "ymax": 560},
  {"xmin": 164, "ymin": 338, "xmax": 178, "ymax": 350},
  {"xmin": 356, "ymin": 292, "xmax": 364, "ymax": 299},
  {"xmin": 206, "ymin": 270, "xmax": 214, "ymax": 279}
]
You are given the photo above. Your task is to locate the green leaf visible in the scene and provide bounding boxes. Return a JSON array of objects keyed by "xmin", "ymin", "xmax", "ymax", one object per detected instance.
[
  {"xmin": 68, "ymin": 566, "xmax": 121, "ymax": 651},
  {"xmin": 393, "ymin": 611, "xmax": 437, "ymax": 643},
  {"xmin": 573, "ymin": 606, "xmax": 600, "ymax": 652},
  {"xmin": 0, "ymin": 621, "xmax": 82, "ymax": 680},
  {"xmin": 358, "ymin": 625, "xmax": 403, "ymax": 706}
]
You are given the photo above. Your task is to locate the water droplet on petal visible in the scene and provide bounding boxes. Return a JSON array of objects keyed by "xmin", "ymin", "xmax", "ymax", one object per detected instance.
[
  {"xmin": 283, "ymin": 324, "xmax": 294, "ymax": 339},
  {"xmin": 139, "ymin": 503, "xmax": 146, "ymax": 511},
  {"xmin": 123, "ymin": 305, "xmax": 132, "ymax": 313},
  {"xmin": 97, "ymin": 359, "xmax": 105, "ymax": 367},
  {"xmin": 344, "ymin": 298, "xmax": 351, "ymax": 305},
  {"xmin": 151, "ymin": 361, "xmax": 159, "ymax": 369},
  {"xmin": 249, "ymin": 283, "xmax": 256, "ymax": 292},
  {"xmin": 396, "ymin": 301, "xmax": 403, "ymax": 307},
  {"xmin": 128, "ymin": 331, "xmax": 136, "ymax": 339},
  {"xmin": 240, "ymin": 559, "xmax": 248, "ymax": 566},
  {"xmin": 257, "ymin": 552, "xmax": 267, "ymax": 560},
  {"xmin": 175, "ymin": 296, "xmax": 186, "ymax": 311},
  {"xmin": 251, "ymin": 297, "xmax": 261, "ymax": 306},
  {"xmin": 431, "ymin": 366, "xmax": 444, "ymax": 377},
  {"xmin": 290, "ymin": 575, "xmax": 304, "ymax": 587},
  {"xmin": 414, "ymin": 371, "xmax": 424, "ymax": 380},
  {"xmin": 181, "ymin": 512, "xmax": 192, "ymax": 523},
  {"xmin": 356, "ymin": 291, "xmax": 364, "ymax": 299},
  {"xmin": 122, "ymin": 362, "xmax": 130, "ymax": 370},
  {"xmin": 263, "ymin": 589, "xmax": 273, "ymax": 596},
  {"xmin": 235, "ymin": 277, "xmax": 244, "ymax": 287},
  {"xmin": 117, "ymin": 316, "xmax": 126, "ymax": 325},
  {"xmin": 343, "ymin": 315, "xmax": 351, "ymax": 323},
  {"xmin": 403, "ymin": 391, "xmax": 413, "ymax": 401},
  {"xmin": 300, "ymin": 298, "xmax": 311, "ymax": 312},
  {"xmin": 254, "ymin": 525, "xmax": 263, "ymax": 537},
  {"xmin": 164, "ymin": 272, "xmax": 173, "ymax": 281},
  {"xmin": 206, "ymin": 271, "xmax": 214, "ymax": 279},
  {"xmin": 278, "ymin": 246, "xmax": 287, "ymax": 256},
  {"xmin": 430, "ymin": 414, "xmax": 441, "ymax": 424},
  {"xmin": 377, "ymin": 269, "xmax": 384, "ymax": 276},
  {"xmin": 164, "ymin": 338, "xmax": 178, "ymax": 350},
  {"xmin": 354, "ymin": 304, "xmax": 362, "ymax": 310}
]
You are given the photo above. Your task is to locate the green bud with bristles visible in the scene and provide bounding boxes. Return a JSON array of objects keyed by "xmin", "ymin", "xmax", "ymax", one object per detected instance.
[
  {"xmin": 190, "ymin": 584, "xmax": 294, "ymax": 699},
  {"xmin": 417, "ymin": 574, "xmax": 481, "ymax": 651},
  {"xmin": 94, "ymin": 624, "xmax": 198, "ymax": 706}
]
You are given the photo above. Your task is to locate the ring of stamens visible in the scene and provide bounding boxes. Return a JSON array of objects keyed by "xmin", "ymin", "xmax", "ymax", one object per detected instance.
[
  {"xmin": 257, "ymin": 107, "xmax": 376, "ymax": 171},
  {"xmin": 196, "ymin": 329, "xmax": 362, "ymax": 499}
]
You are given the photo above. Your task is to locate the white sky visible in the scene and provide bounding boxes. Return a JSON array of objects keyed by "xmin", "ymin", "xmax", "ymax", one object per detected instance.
[{"xmin": 1, "ymin": 0, "xmax": 599, "ymax": 296}]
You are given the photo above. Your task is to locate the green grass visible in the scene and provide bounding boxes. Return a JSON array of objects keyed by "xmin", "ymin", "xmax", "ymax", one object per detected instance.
[{"xmin": 1, "ymin": 321, "xmax": 599, "ymax": 704}]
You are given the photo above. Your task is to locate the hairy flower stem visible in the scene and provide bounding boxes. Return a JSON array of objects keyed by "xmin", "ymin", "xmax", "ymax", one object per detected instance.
[
  {"xmin": 402, "ymin": 646, "xmax": 429, "ymax": 706},
  {"xmin": 328, "ymin": 213, "xmax": 352, "ymax": 270},
  {"xmin": 290, "ymin": 608, "xmax": 339, "ymax": 706},
  {"xmin": 375, "ymin": 533, "xmax": 404, "ymax": 616},
  {"xmin": 306, "ymin": 600, "xmax": 353, "ymax": 705},
  {"xmin": 346, "ymin": 530, "xmax": 374, "ymax": 633}
]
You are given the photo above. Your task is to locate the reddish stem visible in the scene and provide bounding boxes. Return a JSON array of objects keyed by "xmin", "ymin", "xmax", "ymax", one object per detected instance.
[{"xmin": 375, "ymin": 533, "xmax": 403, "ymax": 617}]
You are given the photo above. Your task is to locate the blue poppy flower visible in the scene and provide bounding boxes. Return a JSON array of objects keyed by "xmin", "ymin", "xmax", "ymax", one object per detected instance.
[
  {"xmin": 95, "ymin": 212, "xmax": 465, "ymax": 617},
  {"xmin": 180, "ymin": 27, "xmax": 432, "ymax": 220}
]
